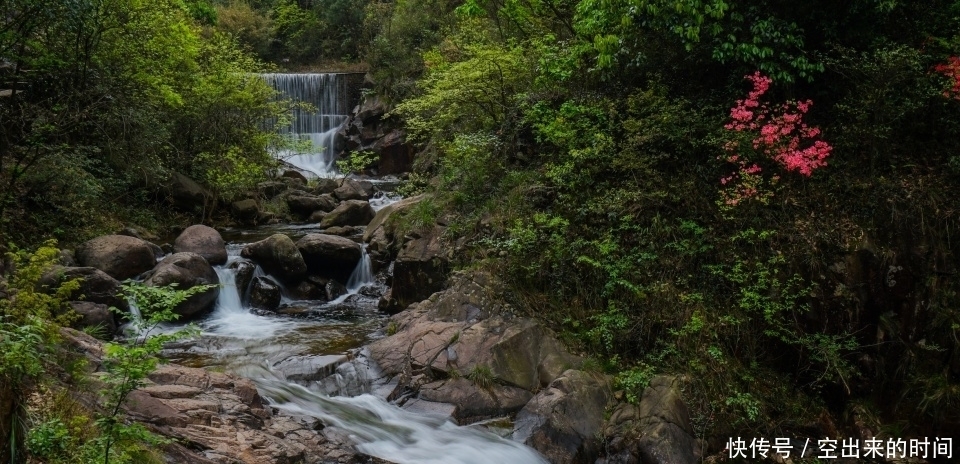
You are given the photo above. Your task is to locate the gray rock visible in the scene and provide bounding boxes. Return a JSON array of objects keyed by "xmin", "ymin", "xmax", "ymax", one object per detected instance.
[
  {"xmin": 326, "ymin": 280, "xmax": 348, "ymax": 301},
  {"xmin": 333, "ymin": 178, "xmax": 374, "ymax": 201},
  {"xmin": 249, "ymin": 276, "xmax": 281, "ymax": 311},
  {"xmin": 174, "ymin": 225, "xmax": 227, "ymax": 265},
  {"xmin": 286, "ymin": 194, "xmax": 337, "ymax": 216},
  {"xmin": 389, "ymin": 227, "xmax": 449, "ymax": 313},
  {"xmin": 313, "ymin": 178, "xmax": 339, "ymax": 195},
  {"xmin": 296, "ymin": 234, "xmax": 362, "ymax": 282},
  {"xmin": 231, "ymin": 199, "xmax": 259, "ymax": 224},
  {"xmin": 281, "ymin": 170, "xmax": 308, "ymax": 185},
  {"xmin": 635, "ymin": 376, "xmax": 699, "ymax": 464},
  {"xmin": 419, "ymin": 378, "xmax": 532, "ymax": 423},
  {"xmin": 68, "ymin": 301, "xmax": 116, "ymax": 336},
  {"xmin": 76, "ymin": 235, "xmax": 158, "ymax": 280},
  {"xmin": 240, "ymin": 234, "xmax": 307, "ymax": 283},
  {"xmin": 513, "ymin": 369, "xmax": 612, "ymax": 464},
  {"xmin": 258, "ymin": 181, "xmax": 288, "ymax": 199},
  {"xmin": 319, "ymin": 200, "xmax": 375, "ymax": 228},
  {"xmin": 38, "ymin": 266, "xmax": 128, "ymax": 312},
  {"xmin": 165, "ymin": 172, "xmax": 212, "ymax": 211},
  {"xmin": 144, "ymin": 253, "xmax": 220, "ymax": 318}
]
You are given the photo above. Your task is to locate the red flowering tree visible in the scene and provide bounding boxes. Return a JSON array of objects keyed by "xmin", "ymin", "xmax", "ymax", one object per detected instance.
[
  {"xmin": 934, "ymin": 56, "xmax": 960, "ymax": 100},
  {"xmin": 719, "ymin": 72, "xmax": 833, "ymax": 209}
]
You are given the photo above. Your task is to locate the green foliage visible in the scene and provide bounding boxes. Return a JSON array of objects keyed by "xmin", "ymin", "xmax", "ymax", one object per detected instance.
[
  {"xmin": 92, "ymin": 282, "xmax": 208, "ymax": 464},
  {"xmin": 466, "ymin": 364, "xmax": 495, "ymax": 389},
  {"xmin": 336, "ymin": 150, "xmax": 378, "ymax": 177}
]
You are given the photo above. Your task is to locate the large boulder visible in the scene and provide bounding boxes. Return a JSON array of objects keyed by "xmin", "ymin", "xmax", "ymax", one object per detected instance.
[
  {"xmin": 68, "ymin": 302, "xmax": 116, "ymax": 336},
  {"xmin": 164, "ymin": 172, "xmax": 212, "ymax": 212},
  {"xmin": 513, "ymin": 369, "xmax": 613, "ymax": 464},
  {"xmin": 634, "ymin": 376, "xmax": 700, "ymax": 464},
  {"xmin": 38, "ymin": 266, "xmax": 128, "ymax": 311},
  {"xmin": 295, "ymin": 234, "xmax": 362, "ymax": 282},
  {"xmin": 286, "ymin": 194, "xmax": 337, "ymax": 216},
  {"xmin": 240, "ymin": 234, "xmax": 307, "ymax": 283},
  {"xmin": 333, "ymin": 178, "xmax": 374, "ymax": 201},
  {"xmin": 364, "ymin": 195, "xmax": 424, "ymax": 256},
  {"xmin": 173, "ymin": 225, "xmax": 227, "ymax": 265},
  {"xmin": 369, "ymin": 272, "xmax": 581, "ymax": 392},
  {"xmin": 231, "ymin": 199, "xmax": 259, "ymax": 224},
  {"xmin": 389, "ymin": 227, "xmax": 449, "ymax": 312},
  {"xmin": 143, "ymin": 253, "xmax": 220, "ymax": 318},
  {"xmin": 249, "ymin": 276, "xmax": 281, "ymax": 311},
  {"xmin": 419, "ymin": 378, "xmax": 532, "ymax": 423},
  {"xmin": 75, "ymin": 235, "xmax": 158, "ymax": 280},
  {"xmin": 371, "ymin": 129, "xmax": 416, "ymax": 175},
  {"xmin": 313, "ymin": 178, "xmax": 339, "ymax": 195},
  {"xmin": 319, "ymin": 200, "xmax": 375, "ymax": 228}
]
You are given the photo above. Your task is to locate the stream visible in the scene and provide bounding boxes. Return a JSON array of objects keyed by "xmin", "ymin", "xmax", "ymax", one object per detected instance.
[{"xmin": 158, "ymin": 217, "xmax": 546, "ymax": 464}]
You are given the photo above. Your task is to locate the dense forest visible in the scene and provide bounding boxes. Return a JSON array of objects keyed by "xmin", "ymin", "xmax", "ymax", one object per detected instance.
[{"xmin": 2, "ymin": 0, "xmax": 960, "ymax": 462}]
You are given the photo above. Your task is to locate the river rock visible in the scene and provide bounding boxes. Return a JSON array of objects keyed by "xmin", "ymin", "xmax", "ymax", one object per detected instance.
[
  {"xmin": 388, "ymin": 227, "xmax": 449, "ymax": 313},
  {"xmin": 370, "ymin": 129, "xmax": 416, "ymax": 175},
  {"xmin": 240, "ymin": 234, "xmax": 307, "ymax": 283},
  {"xmin": 296, "ymin": 234, "xmax": 362, "ymax": 282},
  {"xmin": 75, "ymin": 235, "xmax": 158, "ymax": 280},
  {"xmin": 326, "ymin": 280, "xmax": 348, "ymax": 301},
  {"xmin": 281, "ymin": 170, "xmax": 308, "ymax": 185},
  {"xmin": 635, "ymin": 376, "xmax": 700, "ymax": 464},
  {"xmin": 368, "ymin": 272, "xmax": 581, "ymax": 392},
  {"xmin": 174, "ymin": 225, "xmax": 227, "ymax": 265},
  {"xmin": 319, "ymin": 200, "xmax": 375, "ymax": 228},
  {"xmin": 273, "ymin": 355, "xmax": 348, "ymax": 382},
  {"xmin": 333, "ymin": 178, "xmax": 374, "ymax": 201},
  {"xmin": 513, "ymin": 369, "xmax": 612, "ymax": 464},
  {"xmin": 231, "ymin": 199, "xmax": 259, "ymax": 224},
  {"xmin": 165, "ymin": 172, "xmax": 212, "ymax": 212},
  {"xmin": 363, "ymin": 195, "xmax": 424, "ymax": 256},
  {"xmin": 249, "ymin": 276, "xmax": 281, "ymax": 311},
  {"xmin": 38, "ymin": 266, "xmax": 128, "ymax": 311},
  {"xmin": 144, "ymin": 253, "xmax": 220, "ymax": 318},
  {"xmin": 68, "ymin": 301, "xmax": 116, "ymax": 336},
  {"xmin": 419, "ymin": 378, "xmax": 532, "ymax": 423},
  {"xmin": 258, "ymin": 181, "xmax": 288, "ymax": 199},
  {"xmin": 313, "ymin": 177, "xmax": 339, "ymax": 195},
  {"xmin": 229, "ymin": 259, "xmax": 256, "ymax": 301},
  {"xmin": 286, "ymin": 193, "xmax": 337, "ymax": 216}
]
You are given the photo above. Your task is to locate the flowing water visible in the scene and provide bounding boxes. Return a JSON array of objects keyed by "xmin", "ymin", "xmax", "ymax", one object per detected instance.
[
  {"xmin": 264, "ymin": 73, "xmax": 351, "ymax": 177},
  {"xmin": 162, "ymin": 231, "xmax": 547, "ymax": 464}
]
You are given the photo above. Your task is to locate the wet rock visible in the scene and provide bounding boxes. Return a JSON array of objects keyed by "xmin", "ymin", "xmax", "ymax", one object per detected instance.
[
  {"xmin": 174, "ymin": 225, "xmax": 227, "ymax": 265},
  {"xmin": 296, "ymin": 233, "xmax": 362, "ymax": 282},
  {"xmin": 273, "ymin": 355, "xmax": 348, "ymax": 382},
  {"xmin": 364, "ymin": 195, "xmax": 424, "ymax": 256},
  {"xmin": 400, "ymin": 398, "xmax": 457, "ymax": 421},
  {"xmin": 75, "ymin": 235, "xmax": 158, "ymax": 280},
  {"xmin": 313, "ymin": 177, "xmax": 339, "ymax": 195},
  {"xmin": 319, "ymin": 200, "xmax": 375, "ymax": 228},
  {"xmin": 326, "ymin": 280, "xmax": 348, "ymax": 301},
  {"xmin": 231, "ymin": 199, "xmax": 259, "ymax": 224},
  {"xmin": 229, "ymin": 260, "xmax": 256, "ymax": 301},
  {"xmin": 165, "ymin": 172, "xmax": 212, "ymax": 212},
  {"xmin": 281, "ymin": 170, "xmax": 308, "ymax": 185},
  {"xmin": 38, "ymin": 266, "xmax": 128, "ymax": 311},
  {"xmin": 333, "ymin": 178, "xmax": 374, "ymax": 201},
  {"xmin": 419, "ymin": 378, "xmax": 532, "ymax": 423},
  {"xmin": 240, "ymin": 234, "xmax": 307, "ymax": 283},
  {"xmin": 389, "ymin": 227, "xmax": 449, "ymax": 312},
  {"xmin": 68, "ymin": 301, "xmax": 116, "ymax": 336},
  {"xmin": 513, "ymin": 369, "xmax": 612, "ymax": 464},
  {"xmin": 308, "ymin": 210, "xmax": 328, "ymax": 223},
  {"xmin": 286, "ymin": 193, "xmax": 337, "ymax": 216},
  {"xmin": 249, "ymin": 276, "xmax": 281, "ymax": 311},
  {"xmin": 144, "ymin": 253, "xmax": 220, "ymax": 318},
  {"xmin": 321, "ymin": 226, "xmax": 358, "ymax": 237},
  {"xmin": 635, "ymin": 376, "xmax": 699, "ymax": 464},
  {"xmin": 258, "ymin": 181, "xmax": 288, "ymax": 199},
  {"xmin": 291, "ymin": 276, "xmax": 327, "ymax": 300}
]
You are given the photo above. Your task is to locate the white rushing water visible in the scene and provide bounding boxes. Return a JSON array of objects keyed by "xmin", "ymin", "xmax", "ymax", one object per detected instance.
[
  {"xmin": 166, "ymin": 239, "xmax": 546, "ymax": 463},
  {"xmin": 264, "ymin": 73, "xmax": 350, "ymax": 177}
]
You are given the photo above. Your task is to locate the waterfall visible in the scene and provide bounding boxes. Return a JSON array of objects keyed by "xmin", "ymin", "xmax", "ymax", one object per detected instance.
[
  {"xmin": 264, "ymin": 73, "xmax": 351, "ymax": 177},
  {"xmin": 346, "ymin": 244, "xmax": 374, "ymax": 292}
]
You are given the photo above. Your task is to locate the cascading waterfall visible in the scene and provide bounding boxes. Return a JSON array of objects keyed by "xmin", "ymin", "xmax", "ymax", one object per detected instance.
[
  {"xmin": 166, "ymin": 233, "xmax": 546, "ymax": 462},
  {"xmin": 264, "ymin": 73, "xmax": 350, "ymax": 177}
]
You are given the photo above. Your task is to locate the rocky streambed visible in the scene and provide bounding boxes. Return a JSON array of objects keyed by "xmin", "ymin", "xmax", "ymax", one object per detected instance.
[{"xmin": 45, "ymin": 176, "xmax": 702, "ymax": 464}]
